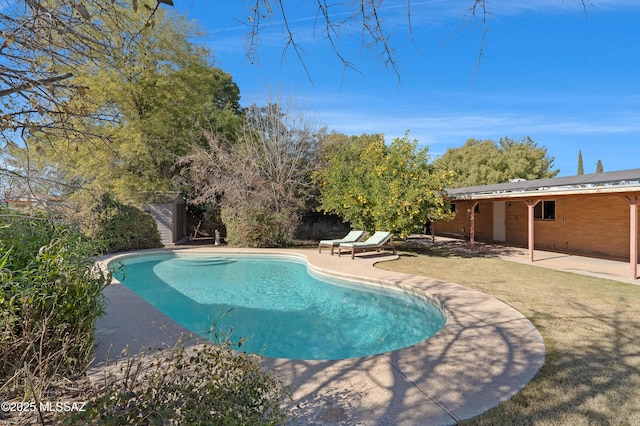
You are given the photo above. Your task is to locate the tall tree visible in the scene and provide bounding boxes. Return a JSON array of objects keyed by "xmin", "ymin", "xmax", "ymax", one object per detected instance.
[
  {"xmin": 8, "ymin": 4, "xmax": 241, "ymax": 201},
  {"xmin": 577, "ymin": 150, "xmax": 584, "ymax": 175},
  {"xmin": 314, "ymin": 133, "xmax": 453, "ymax": 237},
  {"xmin": 596, "ymin": 160, "xmax": 604, "ymax": 173},
  {"xmin": 434, "ymin": 137, "xmax": 559, "ymax": 188},
  {"xmin": 179, "ymin": 98, "xmax": 322, "ymax": 247},
  {"xmin": 0, "ymin": 1, "xmax": 168, "ymax": 199},
  {"xmin": 0, "ymin": 1, "xmax": 172, "ymax": 148}
]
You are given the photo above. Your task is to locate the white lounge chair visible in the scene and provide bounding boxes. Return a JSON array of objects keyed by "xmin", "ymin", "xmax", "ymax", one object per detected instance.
[
  {"xmin": 338, "ymin": 231, "xmax": 396, "ymax": 259},
  {"xmin": 318, "ymin": 230, "xmax": 365, "ymax": 255}
]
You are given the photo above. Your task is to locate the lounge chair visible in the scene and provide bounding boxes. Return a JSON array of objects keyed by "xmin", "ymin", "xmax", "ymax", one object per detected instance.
[
  {"xmin": 338, "ymin": 231, "xmax": 396, "ymax": 259},
  {"xmin": 318, "ymin": 230, "xmax": 365, "ymax": 255}
]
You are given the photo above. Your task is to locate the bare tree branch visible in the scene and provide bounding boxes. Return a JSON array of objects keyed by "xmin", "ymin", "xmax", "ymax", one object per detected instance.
[
  {"xmin": 179, "ymin": 95, "xmax": 320, "ymax": 220},
  {"xmin": 243, "ymin": 1, "xmax": 593, "ymax": 82},
  {"xmin": 0, "ymin": 72, "xmax": 72, "ymax": 97},
  {"xmin": 245, "ymin": 0, "xmax": 274, "ymax": 64},
  {"xmin": 458, "ymin": 0, "xmax": 491, "ymax": 77},
  {"xmin": 276, "ymin": 0, "xmax": 313, "ymax": 84},
  {"xmin": 0, "ymin": 1, "xmax": 170, "ymax": 141},
  {"xmin": 314, "ymin": 0, "xmax": 362, "ymax": 85}
]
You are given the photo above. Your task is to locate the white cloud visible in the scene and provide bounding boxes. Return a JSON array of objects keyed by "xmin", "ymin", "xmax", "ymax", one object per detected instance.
[{"xmin": 317, "ymin": 109, "xmax": 640, "ymax": 146}]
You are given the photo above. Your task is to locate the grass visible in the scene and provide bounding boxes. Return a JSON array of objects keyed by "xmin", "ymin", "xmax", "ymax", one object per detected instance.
[{"xmin": 377, "ymin": 241, "xmax": 640, "ymax": 425}]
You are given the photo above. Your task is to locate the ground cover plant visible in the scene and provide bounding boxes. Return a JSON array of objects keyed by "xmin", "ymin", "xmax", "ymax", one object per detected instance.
[
  {"xmin": 378, "ymin": 240, "xmax": 640, "ymax": 425},
  {"xmin": 63, "ymin": 337, "xmax": 291, "ymax": 426}
]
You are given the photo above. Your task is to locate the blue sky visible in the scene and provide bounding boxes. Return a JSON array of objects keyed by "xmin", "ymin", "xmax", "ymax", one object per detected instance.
[{"xmin": 173, "ymin": 1, "xmax": 640, "ymax": 177}]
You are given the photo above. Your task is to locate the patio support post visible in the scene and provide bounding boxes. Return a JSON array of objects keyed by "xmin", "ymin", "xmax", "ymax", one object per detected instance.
[
  {"xmin": 431, "ymin": 221, "xmax": 435, "ymax": 243},
  {"xmin": 524, "ymin": 200, "xmax": 538, "ymax": 262},
  {"xmin": 469, "ymin": 201, "xmax": 479, "ymax": 249},
  {"xmin": 623, "ymin": 195, "xmax": 640, "ymax": 280}
]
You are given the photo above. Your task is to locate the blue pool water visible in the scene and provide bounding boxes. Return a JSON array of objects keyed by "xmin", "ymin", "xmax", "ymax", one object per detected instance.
[{"xmin": 110, "ymin": 253, "xmax": 446, "ymax": 360}]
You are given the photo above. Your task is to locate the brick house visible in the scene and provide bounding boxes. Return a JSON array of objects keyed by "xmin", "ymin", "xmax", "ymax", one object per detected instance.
[{"xmin": 434, "ymin": 169, "xmax": 640, "ymax": 279}]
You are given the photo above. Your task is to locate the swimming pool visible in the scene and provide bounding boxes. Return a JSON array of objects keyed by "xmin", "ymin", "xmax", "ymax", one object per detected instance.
[{"xmin": 110, "ymin": 253, "xmax": 446, "ymax": 360}]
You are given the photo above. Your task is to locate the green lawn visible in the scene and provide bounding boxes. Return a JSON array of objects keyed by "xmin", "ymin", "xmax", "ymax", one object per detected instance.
[{"xmin": 377, "ymin": 241, "xmax": 640, "ymax": 425}]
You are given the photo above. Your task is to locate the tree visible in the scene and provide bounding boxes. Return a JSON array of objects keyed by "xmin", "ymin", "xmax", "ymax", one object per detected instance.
[
  {"xmin": 499, "ymin": 137, "xmax": 558, "ymax": 181},
  {"xmin": 0, "ymin": 1, "xmax": 172, "ymax": 146},
  {"xmin": 596, "ymin": 160, "xmax": 604, "ymax": 173},
  {"xmin": 314, "ymin": 132, "xmax": 453, "ymax": 238},
  {"xmin": 434, "ymin": 137, "xmax": 559, "ymax": 187},
  {"xmin": 179, "ymin": 98, "xmax": 322, "ymax": 247},
  {"xmin": 578, "ymin": 150, "xmax": 584, "ymax": 175},
  {"xmin": 6, "ymin": 3, "xmax": 241, "ymax": 202},
  {"xmin": 67, "ymin": 23, "xmax": 242, "ymax": 200},
  {"xmin": 0, "ymin": 1, "xmax": 178, "ymax": 201}
]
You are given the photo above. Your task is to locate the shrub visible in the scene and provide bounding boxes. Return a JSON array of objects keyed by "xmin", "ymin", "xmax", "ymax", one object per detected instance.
[
  {"xmin": 63, "ymin": 337, "xmax": 292, "ymax": 425},
  {"xmin": 222, "ymin": 206, "xmax": 295, "ymax": 248},
  {"xmin": 0, "ymin": 208, "xmax": 110, "ymax": 394},
  {"xmin": 84, "ymin": 193, "xmax": 162, "ymax": 254}
]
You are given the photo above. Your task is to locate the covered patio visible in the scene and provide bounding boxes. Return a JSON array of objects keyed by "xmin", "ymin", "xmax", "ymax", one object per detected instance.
[{"xmin": 439, "ymin": 169, "xmax": 640, "ymax": 280}]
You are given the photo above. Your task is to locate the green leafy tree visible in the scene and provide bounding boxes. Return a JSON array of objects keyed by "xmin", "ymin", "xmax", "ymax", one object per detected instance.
[
  {"xmin": 0, "ymin": 1, "xmax": 176, "ymax": 196},
  {"xmin": 0, "ymin": 1, "xmax": 172, "ymax": 140},
  {"xmin": 29, "ymin": 7, "xmax": 240, "ymax": 201},
  {"xmin": 578, "ymin": 150, "xmax": 584, "ymax": 175},
  {"xmin": 596, "ymin": 160, "xmax": 604, "ymax": 173},
  {"xmin": 434, "ymin": 139, "xmax": 503, "ymax": 187},
  {"xmin": 435, "ymin": 137, "xmax": 559, "ymax": 187},
  {"xmin": 314, "ymin": 133, "xmax": 453, "ymax": 238},
  {"xmin": 7, "ymin": 3, "xmax": 241, "ymax": 202},
  {"xmin": 499, "ymin": 136, "xmax": 559, "ymax": 180}
]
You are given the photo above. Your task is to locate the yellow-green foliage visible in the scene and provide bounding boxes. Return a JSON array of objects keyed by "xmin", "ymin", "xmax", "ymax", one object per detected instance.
[
  {"xmin": 13, "ymin": 3, "xmax": 242, "ymax": 203},
  {"xmin": 314, "ymin": 133, "xmax": 454, "ymax": 237}
]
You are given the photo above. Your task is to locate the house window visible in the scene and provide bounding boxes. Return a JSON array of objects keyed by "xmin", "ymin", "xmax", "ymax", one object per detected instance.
[
  {"xmin": 534, "ymin": 200, "xmax": 556, "ymax": 220},
  {"xmin": 450, "ymin": 203, "xmax": 456, "ymax": 213}
]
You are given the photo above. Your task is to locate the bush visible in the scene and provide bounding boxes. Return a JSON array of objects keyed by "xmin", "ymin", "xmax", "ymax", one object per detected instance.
[
  {"xmin": 63, "ymin": 337, "xmax": 292, "ymax": 425},
  {"xmin": 84, "ymin": 193, "xmax": 162, "ymax": 254},
  {"xmin": 0, "ymin": 209, "xmax": 291, "ymax": 425},
  {"xmin": 222, "ymin": 206, "xmax": 295, "ymax": 248},
  {"xmin": 0, "ymin": 208, "xmax": 110, "ymax": 393}
]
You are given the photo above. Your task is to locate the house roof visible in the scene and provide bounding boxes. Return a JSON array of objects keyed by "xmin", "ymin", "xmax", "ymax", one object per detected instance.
[{"xmin": 447, "ymin": 168, "xmax": 640, "ymax": 200}]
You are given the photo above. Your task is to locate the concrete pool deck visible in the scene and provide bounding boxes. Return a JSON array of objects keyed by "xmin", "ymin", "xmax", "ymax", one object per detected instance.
[{"xmin": 92, "ymin": 246, "xmax": 546, "ymax": 425}]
